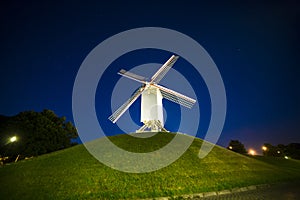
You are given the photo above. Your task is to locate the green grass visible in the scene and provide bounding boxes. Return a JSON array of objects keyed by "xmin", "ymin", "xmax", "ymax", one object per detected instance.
[{"xmin": 0, "ymin": 132, "xmax": 299, "ymax": 199}]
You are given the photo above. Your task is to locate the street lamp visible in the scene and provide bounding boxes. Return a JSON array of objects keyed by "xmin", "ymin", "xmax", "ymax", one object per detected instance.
[
  {"xmin": 248, "ymin": 149, "xmax": 256, "ymax": 156},
  {"xmin": 9, "ymin": 136, "xmax": 17, "ymax": 143},
  {"xmin": 262, "ymin": 146, "xmax": 267, "ymax": 151},
  {"xmin": 6, "ymin": 135, "xmax": 20, "ymax": 162}
]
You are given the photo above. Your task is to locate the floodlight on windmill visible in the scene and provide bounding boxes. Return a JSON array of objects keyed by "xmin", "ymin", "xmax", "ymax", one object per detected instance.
[{"xmin": 108, "ymin": 55, "xmax": 196, "ymax": 132}]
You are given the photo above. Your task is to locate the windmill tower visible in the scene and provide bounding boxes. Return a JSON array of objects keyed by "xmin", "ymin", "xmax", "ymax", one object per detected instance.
[{"xmin": 109, "ymin": 55, "xmax": 196, "ymax": 132}]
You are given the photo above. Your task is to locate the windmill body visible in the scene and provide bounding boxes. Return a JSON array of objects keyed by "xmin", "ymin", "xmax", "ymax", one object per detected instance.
[
  {"xmin": 108, "ymin": 55, "xmax": 196, "ymax": 132},
  {"xmin": 140, "ymin": 85, "xmax": 164, "ymax": 132}
]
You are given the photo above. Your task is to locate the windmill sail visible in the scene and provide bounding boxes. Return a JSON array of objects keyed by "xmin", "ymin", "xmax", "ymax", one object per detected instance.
[
  {"xmin": 118, "ymin": 69, "xmax": 147, "ymax": 84},
  {"xmin": 108, "ymin": 86, "xmax": 145, "ymax": 123},
  {"xmin": 153, "ymin": 84, "xmax": 196, "ymax": 109},
  {"xmin": 150, "ymin": 55, "xmax": 179, "ymax": 84}
]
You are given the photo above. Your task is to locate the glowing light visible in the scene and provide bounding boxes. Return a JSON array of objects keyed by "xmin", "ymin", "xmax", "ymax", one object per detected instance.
[
  {"xmin": 284, "ymin": 156, "xmax": 288, "ymax": 159},
  {"xmin": 248, "ymin": 149, "xmax": 256, "ymax": 156},
  {"xmin": 277, "ymin": 150, "xmax": 281, "ymax": 154},
  {"xmin": 229, "ymin": 146, "xmax": 233, "ymax": 150},
  {"xmin": 9, "ymin": 136, "xmax": 17, "ymax": 143},
  {"xmin": 262, "ymin": 146, "xmax": 267, "ymax": 151}
]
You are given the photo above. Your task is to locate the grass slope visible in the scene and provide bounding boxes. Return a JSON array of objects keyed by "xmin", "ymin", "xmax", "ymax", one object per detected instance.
[{"xmin": 0, "ymin": 132, "xmax": 299, "ymax": 199}]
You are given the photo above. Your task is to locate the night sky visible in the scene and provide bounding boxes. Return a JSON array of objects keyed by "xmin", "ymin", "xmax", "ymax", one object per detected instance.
[{"xmin": 0, "ymin": 1, "xmax": 299, "ymax": 153}]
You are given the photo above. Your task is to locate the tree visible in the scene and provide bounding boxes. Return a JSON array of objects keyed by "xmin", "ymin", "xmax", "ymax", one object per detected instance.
[
  {"xmin": 262, "ymin": 143, "xmax": 276, "ymax": 156},
  {"xmin": 0, "ymin": 109, "xmax": 78, "ymax": 161},
  {"xmin": 286, "ymin": 143, "xmax": 300, "ymax": 160},
  {"xmin": 263, "ymin": 143, "xmax": 300, "ymax": 159},
  {"xmin": 227, "ymin": 140, "xmax": 247, "ymax": 154}
]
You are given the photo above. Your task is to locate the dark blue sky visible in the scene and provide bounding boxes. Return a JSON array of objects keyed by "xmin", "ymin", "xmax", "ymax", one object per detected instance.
[{"xmin": 0, "ymin": 1, "xmax": 299, "ymax": 153}]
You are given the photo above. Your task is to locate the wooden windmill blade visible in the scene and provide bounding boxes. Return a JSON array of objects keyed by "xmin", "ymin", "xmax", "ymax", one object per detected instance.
[
  {"xmin": 108, "ymin": 85, "xmax": 145, "ymax": 123},
  {"xmin": 150, "ymin": 55, "xmax": 179, "ymax": 84}
]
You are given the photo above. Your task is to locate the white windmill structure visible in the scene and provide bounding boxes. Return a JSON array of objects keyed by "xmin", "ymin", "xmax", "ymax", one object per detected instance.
[{"xmin": 108, "ymin": 55, "xmax": 196, "ymax": 132}]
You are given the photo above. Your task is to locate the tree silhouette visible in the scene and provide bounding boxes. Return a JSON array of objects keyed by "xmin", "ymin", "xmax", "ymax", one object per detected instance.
[
  {"xmin": 227, "ymin": 140, "xmax": 247, "ymax": 154},
  {"xmin": 0, "ymin": 109, "xmax": 78, "ymax": 161},
  {"xmin": 263, "ymin": 143, "xmax": 300, "ymax": 159}
]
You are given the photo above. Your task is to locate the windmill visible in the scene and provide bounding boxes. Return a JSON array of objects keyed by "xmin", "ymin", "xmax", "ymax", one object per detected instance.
[{"xmin": 108, "ymin": 55, "xmax": 196, "ymax": 132}]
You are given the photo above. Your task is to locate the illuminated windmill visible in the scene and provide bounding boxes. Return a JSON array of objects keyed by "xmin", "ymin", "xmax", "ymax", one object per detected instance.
[{"xmin": 108, "ymin": 55, "xmax": 196, "ymax": 132}]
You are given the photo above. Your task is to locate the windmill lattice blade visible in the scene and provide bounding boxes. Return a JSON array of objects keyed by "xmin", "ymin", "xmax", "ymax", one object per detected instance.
[
  {"xmin": 150, "ymin": 55, "xmax": 179, "ymax": 84},
  {"xmin": 108, "ymin": 86, "xmax": 145, "ymax": 123},
  {"xmin": 153, "ymin": 84, "xmax": 196, "ymax": 109},
  {"xmin": 118, "ymin": 69, "xmax": 147, "ymax": 84}
]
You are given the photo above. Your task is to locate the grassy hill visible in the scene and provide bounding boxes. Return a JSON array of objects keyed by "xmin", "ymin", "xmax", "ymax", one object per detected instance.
[{"xmin": 0, "ymin": 132, "xmax": 299, "ymax": 199}]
